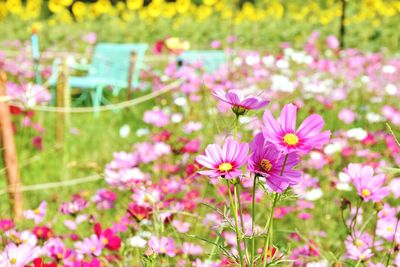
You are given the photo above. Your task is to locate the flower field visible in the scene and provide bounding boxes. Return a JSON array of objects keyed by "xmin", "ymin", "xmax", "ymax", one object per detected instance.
[{"xmin": 1, "ymin": 0, "xmax": 400, "ymax": 267}]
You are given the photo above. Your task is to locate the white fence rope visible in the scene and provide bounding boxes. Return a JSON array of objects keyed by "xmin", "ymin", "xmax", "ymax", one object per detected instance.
[
  {"xmin": 0, "ymin": 174, "xmax": 102, "ymax": 195},
  {"xmin": 2, "ymin": 78, "xmax": 183, "ymax": 113}
]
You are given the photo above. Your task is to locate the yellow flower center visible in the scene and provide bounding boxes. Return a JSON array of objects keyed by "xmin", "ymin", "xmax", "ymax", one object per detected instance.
[
  {"xmin": 218, "ymin": 162, "xmax": 233, "ymax": 172},
  {"xmin": 57, "ymin": 253, "xmax": 63, "ymax": 259},
  {"xmin": 387, "ymin": 226, "xmax": 394, "ymax": 232},
  {"xmin": 10, "ymin": 258, "xmax": 17, "ymax": 264},
  {"xmin": 361, "ymin": 189, "xmax": 371, "ymax": 197},
  {"xmin": 34, "ymin": 209, "xmax": 40, "ymax": 215},
  {"xmin": 144, "ymin": 195, "xmax": 152, "ymax": 203},
  {"xmin": 283, "ymin": 133, "xmax": 299, "ymax": 146},
  {"xmin": 103, "ymin": 238, "xmax": 108, "ymax": 245},
  {"xmin": 355, "ymin": 240, "xmax": 363, "ymax": 247},
  {"xmin": 359, "ymin": 253, "xmax": 366, "ymax": 260},
  {"xmin": 260, "ymin": 159, "xmax": 272, "ymax": 172}
]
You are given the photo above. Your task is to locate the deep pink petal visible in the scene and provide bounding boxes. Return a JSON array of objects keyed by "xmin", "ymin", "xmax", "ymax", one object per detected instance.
[
  {"xmin": 279, "ymin": 104, "xmax": 297, "ymax": 132},
  {"xmin": 297, "ymin": 114, "xmax": 325, "ymax": 138},
  {"xmin": 262, "ymin": 110, "xmax": 283, "ymax": 136}
]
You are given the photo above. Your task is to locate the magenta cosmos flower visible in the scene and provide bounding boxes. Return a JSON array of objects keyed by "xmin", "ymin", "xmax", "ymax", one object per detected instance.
[
  {"xmin": 213, "ymin": 88, "xmax": 269, "ymax": 115},
  {"xmin": 262, "ymin": 103, "xmax": 330, "ymax": 154},
  {"xmin": 196, "ymin": 139, "xmax": 249, "ymax": 179},
  {"xmin": 346, "ymin": 163, "xmax": 390, "ymax": 202},
  {"xmin": 248, "ymin": 133, "xmax": 301, "ymax": 192}
]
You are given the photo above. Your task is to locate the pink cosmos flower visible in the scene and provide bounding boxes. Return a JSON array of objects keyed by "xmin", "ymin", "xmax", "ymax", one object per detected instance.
[
  {"xmin": 75, "ymin": 234, "xmax": 104, "ymax": 257},
  {"xmin": 172, "ymin": 220, "xmax": 190, "ymax": 233},
  {"xmin": 262, "ymin": 103, "xmax": 331, "ymax": 154},
  {"xmin": 213, "ymin": 89, "xmax": 269, "ymax": 115},
  {"xmin": 247, "ymin": 133, "xmax": 301, "ymax": 192},
  {"xmin": 196, "ymin": 139, "xmax": 249, "ymax": 179},
  {"xmin": 0, "ymin": 219, "xmax": 14, "ymax": 231},
  {"xmin": 182, "ymin": 242, "xmax": 203, "ymax": 256},
  {"xmin": 43, "ymin": 238, "xmax": 72, "ymax": 262},
  {"xmin": 83, "ymin": 32, "xmax": 97, "ymax": 45},
  {"xmin": 389, "ymin": 178, "xmax": 400, "ymax": 198},
  {"xmin": 94, "ymin": 223, "xmax": 121, "ymax": 251},
  {"xmin": 59, "ymin": 195, "xmax": 88, "ymax": 215},
  {"xmin": 23, "ymin": 201, "xmax": 47, "ymax": 224},
  {"xmin": 92, "ymin": 189, "xmax": 117, "ymax": 210},
  {"xmin": 0, "ymin": 243, "xmax": 40, "ymax": 267},
  {"xmin": 376, "ymin": 216, "xmax": 400, "ymax": 242},
  {"xmin": 344, "ymin": 233, "xmax": 375, "ymax": 261},
  {"xmin": 210, "ymin": 40, "xmax": 221, "ymax": 49},
  {"xmin": 346, "ymin": 163, "xmax": 390, "ymax": 202},
  {"xmin": 338, "ymin": 108, "xmax": 356, "ymax": 124},
  {"xmin": 326, "ymin": 35, "xmax": 340, "ymax": 50},
  {"xmin": 143, "ymin": 109, "xmax": 169, "ymax": 127},
  {"xmin": 6, "ymin": 230, "xmax": 37, "ymax": 247},
  {"xmin": 148, "ymin": 236, "xmax": 177, "ymax": 257}
]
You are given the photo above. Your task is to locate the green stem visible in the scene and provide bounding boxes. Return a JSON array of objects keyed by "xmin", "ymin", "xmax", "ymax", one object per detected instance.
[
  {"xmin": 250, "ymin": 175, "xmax": 258, "ymax": 267},
  {"xmin": 227, "ymin": 181, "xmax": 245, "ymax": 267},
  {"xmin": 208, "ymin": 227, "xmax": 222, "ymax": 261},
  {"xmin": 372, "ymin": 211, "xmax": 379, "ymax": 249},
  {"xmin": 235, "ymin": 180, "xmax": 249, "ymax": 263},
  {"xmin": 234, "ymin": 114, "xmax": 239, "ymax": 139},
  {"xmin": 350, "ymin": 198, "xmax": 362, "ymax": 237},
  {"xmin": 340, "ymin": 208, "xmax": 351, "ymax": 234},
  {"xmin": 261, "ymin": 153, "xmax": 288, "ymax": 267},
  {"xmin": 385, "ymin": 217, "xmax": 400, "ymax": 267},
  {"xmin": 262, "ymin": 193, "xmax": 279, "ymax": 267}
]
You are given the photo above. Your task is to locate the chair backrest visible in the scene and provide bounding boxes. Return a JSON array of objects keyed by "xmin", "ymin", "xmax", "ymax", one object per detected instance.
[
  {"xmin": 89, "ymin": 43, "xmax": 148, "ymax": 87},
  {"xmin": 178, "ymin": 50, "xmax": 227, "ymax": 73},
  {"xmin": 31, "ymin": 33, "xmax": 42, "ymax": 84}
]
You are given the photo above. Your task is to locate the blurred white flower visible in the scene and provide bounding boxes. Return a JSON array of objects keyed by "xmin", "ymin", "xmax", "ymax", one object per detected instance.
[
  {"xmin": 171, "ymin": 113, "xmax": 183, "ymax": 123},
  {"xmin": 304, "ymin": 188, "xmax": 323, "ymax": 201},
  {"xmin": 271, "ymin": 75, "xmax": 296, "ymax": 93},
  {"xmin": 336, "ymin": 172, "xmax": 352, "ymax": 191},
  {"xmin": 366, "ymin": 112, "xmax": 384, "ymax": 123},
  {"xmin": 382, "ymin": 65, "xmax": 396, "ymax": 74},
  {"xmin": 385, "ymin": 84, "xmax": 397, "ymax": 95},
  {"xmin": 174, "ymin": 96, "xmax": 187, "ymax": 106},
  {"xmin": 128, "ymin": 236, "xmax": 147, "ymax": 248},
  {"xmin": 346, "ymin": 128, "xmax": 367, "ymax": 141},
  {"xmin": 324, "ymin": 142, "xmax": 342, "ymax": 155},
  {"xmin": 119, "ymin": 124, "xmax": 130, "ymax": 138},
  {"xmin": 276, "ymin": 59, "xmax": 289, "ymax": 69},
  {"xmin": 136, "ymin": 128, "xmax": 149, "ymax": 137}
]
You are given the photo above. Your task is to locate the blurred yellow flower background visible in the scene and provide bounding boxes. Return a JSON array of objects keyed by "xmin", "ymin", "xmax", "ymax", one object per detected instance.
[{"xmin": 1, "ymin": 0, "xmax": 399, "ymax": 26}]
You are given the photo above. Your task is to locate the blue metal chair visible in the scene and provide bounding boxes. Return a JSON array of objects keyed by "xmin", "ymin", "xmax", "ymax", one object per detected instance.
[
  {"xmin": 31, "ymin": 33, "xmax": 42, "ymax": 84},
  {"xmin": 49, "ymin": 43, "xmax": 149, "ymax": 111},
  {"xmin": 177, "ymin": 50, "xmax": 227, "ymax": 73}
]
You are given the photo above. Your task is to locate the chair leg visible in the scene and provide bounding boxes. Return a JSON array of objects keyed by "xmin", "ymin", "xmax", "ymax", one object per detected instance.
[
  {"xmin": 91, "ymin": 86, "xmax": 103, "ymax": 116},
  {"xmin": 112, "ymin": 86, "xmax": 121, "ymax": 97}
]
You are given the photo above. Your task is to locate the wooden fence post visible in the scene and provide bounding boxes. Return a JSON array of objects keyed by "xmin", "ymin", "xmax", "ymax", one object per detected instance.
[
  {"xmin": 339, "ymin": 0, "xmax": 347, "ymax": 49},
  {"xmin": 55, "ymin": 58, "xmax": 68, "ymax": 149},
  {"xmin": 0, "ymin": 70, "xmax": 23, "ymax": 220},
  {"xmin": 126, "ymin": 52, "xmax": 137, "ymax": 101}
]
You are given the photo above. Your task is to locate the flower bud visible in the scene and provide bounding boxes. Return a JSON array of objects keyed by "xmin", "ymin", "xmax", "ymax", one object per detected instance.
[
  {"xmin": 374, "ymin": 201, "xmax": 383, "ymax": 212},
  {"xmin": 232, "ymin": 106, "xmax": 247, "ymax": 116},
  {"xmin": 340, "ymin": 198, "xmax": 350, "ymax": 210}
]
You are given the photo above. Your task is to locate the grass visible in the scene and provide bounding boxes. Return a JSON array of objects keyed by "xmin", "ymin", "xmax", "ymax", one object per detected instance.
[{"xmin": 0, "ymin": 90, "xmax": 155, "ymax": 218}]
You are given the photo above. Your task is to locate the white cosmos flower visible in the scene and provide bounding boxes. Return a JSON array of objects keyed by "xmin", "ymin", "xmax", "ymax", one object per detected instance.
[
  {"xmin": 128, "ymin": 236, "xmax": 147, "ymax": 248},
  {"xmin": 346, "ymin": 128, "xmax": 367, "ymax": 141}
]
